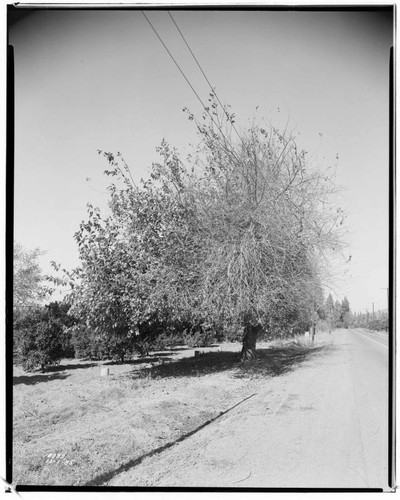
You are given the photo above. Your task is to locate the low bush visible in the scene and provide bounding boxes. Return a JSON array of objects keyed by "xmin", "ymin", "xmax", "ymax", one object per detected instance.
[{"xmin": 14, "ymin": 302, "xmax": 74, "ymax": 372}]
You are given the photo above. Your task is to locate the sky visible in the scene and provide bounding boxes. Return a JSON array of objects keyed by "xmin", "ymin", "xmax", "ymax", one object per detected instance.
[{"xmin": 9, "ymin": 7, "xmax": 393, "ymax": 313}]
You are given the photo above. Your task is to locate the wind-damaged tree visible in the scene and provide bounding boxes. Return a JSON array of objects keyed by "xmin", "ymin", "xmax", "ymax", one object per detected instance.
[
  {"xmin": 69, "ymin": 97, "xmax": 345, "ymax": 362},
  {"xmin": 183, "ymin": 99, "xmax": 345, "ymax": 360}
]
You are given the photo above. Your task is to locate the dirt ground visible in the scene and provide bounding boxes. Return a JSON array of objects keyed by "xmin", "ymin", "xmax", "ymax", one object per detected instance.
[
  {"xmin": 14, "ymin": 330, "xmax": 387, "ymax": 489},
  {"xmin": 13, "ymin": 337, "xmax": 316, "ymax": 486},
  {"xmin": 109, "ymin": 329, "xmax": 389, "ymax": 489}
]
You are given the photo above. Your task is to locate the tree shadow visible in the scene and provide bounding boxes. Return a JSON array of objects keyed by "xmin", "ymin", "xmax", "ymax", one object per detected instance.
[
  {"xmin": 104, "ymin": 355, "xmax": 174, "ymax": 366},
  {"xmin": 129, "ymin": 343, "xmax": 335, "ymax": 380},
  {"xmin": 233, "ymin": 344, "xmax": 333, "ymax": 378},
  {"xmin": 13, "ymin": 372, "xmax": 70, "ymax": 386},
  {"xmin": 166, "ymin": 346, "xmax": 191, "ymax": 351},
  {"xmin": 149, "ymin": 352, "xmax": 175, "ymax": 358},
  {"xmin": 45, "ymin": 362, "xmax": 98, "ymax": 372}
]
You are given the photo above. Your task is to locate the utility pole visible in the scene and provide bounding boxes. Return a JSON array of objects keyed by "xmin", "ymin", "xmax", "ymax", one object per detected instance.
[
  {"xmin": 380, "ymin": 287, "xmax": 389, "ymax": 312},
  {"xmin": 380, "ymin": 287, "xmax": 389, "ymax": 331},
  {"xmin": 372, "ymin": 302, "xmax": 375, "ymax": 320}
]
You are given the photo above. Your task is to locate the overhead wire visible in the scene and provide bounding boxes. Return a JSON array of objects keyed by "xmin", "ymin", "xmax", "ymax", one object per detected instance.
[
  {"xmin": 167, "ymin": 10, "xmax": 243, "ymax": 143},
  {"xmin": 141, "ymin": 11, "xmax": 208, "ymax": 116},
  {"xmin": 141, "ymin": 10, "xmax": 241, "ymax": 162}
]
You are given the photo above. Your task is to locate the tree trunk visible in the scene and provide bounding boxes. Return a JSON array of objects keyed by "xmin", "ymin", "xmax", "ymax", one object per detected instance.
[{"xmin": 241, "ymin": 324, "xmax": 260, "ymax": 362}]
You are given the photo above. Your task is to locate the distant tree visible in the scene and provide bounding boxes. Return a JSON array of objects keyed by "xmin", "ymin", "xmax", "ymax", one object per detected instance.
[
  {"xmin": 339, "ymin": 297, "xmax": 351, "ymax": 328},
  {"xmin": 325, "ymin": 294, "xmax": 335, "ymax": 333},
  {"xmin": 354, "ymin": 309, "xmax": 388, "ymax": 332},
  {"xmin": 352, "ymin": 311, "xmax": 366, "ymax": 329},
  {"xmin": 13, "ymin": 242, "xmax": 51, "ymax": 314},
  {"xmin": 369, "ymin": 310, "xmax": 388, "ymax": 332},
  {"xmin": 333, "ymin": 300, "xmax": 342, "ymax": 328}
]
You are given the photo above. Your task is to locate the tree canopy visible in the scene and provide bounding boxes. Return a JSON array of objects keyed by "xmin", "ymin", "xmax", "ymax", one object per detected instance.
[
  {"xmin": 68, "ymin": 100, "xmax": 346, "ymax": 360},
  {"xmin": 13, "ymin": 242, "xmax": 51, "ymax": 313}
]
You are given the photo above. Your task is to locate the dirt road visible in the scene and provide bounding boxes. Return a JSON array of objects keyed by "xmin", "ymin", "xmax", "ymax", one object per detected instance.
[{"xmin": 109, "ymin": 329, "xmax": 390, "ymax": 489}]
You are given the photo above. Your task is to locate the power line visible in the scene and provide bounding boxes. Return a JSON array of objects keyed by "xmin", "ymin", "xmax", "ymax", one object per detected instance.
[
  {"xmin": 141, "ymin": 12, "xmax": 207, "ymax": 111},
  {"xmin": 167, "ymin": 11, "xmax": 242, "ymax": 143},
  {"xmin": 141, "ymin": 11, "xmax": 239, "ymax": 160}
]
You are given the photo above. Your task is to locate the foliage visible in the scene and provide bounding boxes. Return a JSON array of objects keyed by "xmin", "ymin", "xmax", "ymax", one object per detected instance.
[
  {"xmin": 338, "ymin": 297, "xmax": 351, "ymax": 328},
  {"xmin": 68, "ymin": 323, "xmax": 110, "ymax": 360},
  {"xmin": 66, "ymin": 145, "xmax": 203, "ymax": 361},
  {"xmin": 351, "ymin": 309, "xmax": 388, "ymax": 331},
  {"xmin": 13, "ymin": 242, "xmax": 52, "ymax": 313},
  {"xmin": 322, "ymin": 294, "xmax": 352, "ymax": 330},
  {"xmin": 324, "ymin": 294, "xmax": 335, "ymax": 331},
  {"xmin": 181, "ymin": 100, "xmax": 343, "ymax": 344},
  {"xmin": 14, "ymin": 302, "xmax": 74, "ymax": 371},
  {"xmin": 67, "ymin": 98, "xmax": 345, "ymax": 358},
  {"xmin": 184, "ymin": 328, "xmax": 216, "ymax": 349}
]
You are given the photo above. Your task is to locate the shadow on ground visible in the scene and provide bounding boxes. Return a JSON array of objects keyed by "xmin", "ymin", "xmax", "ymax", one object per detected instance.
[
  {"xmin": 105, "ymin": 354, "xmax": 174, "ymax": 366},
  {"xmin": 13, "ymin": 372, "xmax": 70, "ymax": 386},
  {"xmin": 85, "ymin": 392, "xmax": 256, "ymax": 488},
  {"xmin": 13, "ymin": 361, "xmax": 99, "ymax": 385},
  {"xmin": 46, "ymin": 362, "xmax": 98, "ymax": 372},
  {"xmin": 232, "ymin": 344, "xmax": 333, "ymax": 378},
  {"xmin": 166, "ymin": 346, "xmax": 192, "ymax": 352},
  {"xmin": 126, "ymin": 343, "xmax": 334, "ymax": 380}
]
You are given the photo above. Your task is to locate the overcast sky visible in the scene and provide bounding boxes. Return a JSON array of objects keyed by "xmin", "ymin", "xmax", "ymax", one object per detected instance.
[{"xmin": 9, "ymin": 8, "xmax": 393, "ymax": 313}]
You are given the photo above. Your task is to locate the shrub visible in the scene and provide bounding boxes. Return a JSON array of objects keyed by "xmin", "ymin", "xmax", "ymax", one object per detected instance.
[
  {"xmin": 14, "ymin": 301, "xmax": 75, "ymax": 371},
  {"xmin": 14, "ymin": 308, "xmax": 62, "ymax": 371},
  {"xmin": 184, "ymin": 328, "xmax": 216, "ymax": 348}
]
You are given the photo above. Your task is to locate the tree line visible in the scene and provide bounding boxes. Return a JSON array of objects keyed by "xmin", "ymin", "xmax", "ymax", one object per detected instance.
[
  {"xmin": 14, "ymin": 100, "xmax": 353, "ymax": 371},
  {"xmin": 350, "ymin": 309, "xmax": 388, "ymax": 332}
]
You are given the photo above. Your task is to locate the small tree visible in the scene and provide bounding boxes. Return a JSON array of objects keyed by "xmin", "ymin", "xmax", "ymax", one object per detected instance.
[
  {"xmin": 14, "ymin": 302, "xmax": 74, "ymax": 372},
  {"xmin": 13, "ymin": 242, "xmax": 51, "ymax": 314}
]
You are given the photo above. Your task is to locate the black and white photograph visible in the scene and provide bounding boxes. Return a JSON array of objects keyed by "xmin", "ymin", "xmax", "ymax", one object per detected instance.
[{"xmin": 7, "ymin": 4, "xmax": 394, "ymax": 492}]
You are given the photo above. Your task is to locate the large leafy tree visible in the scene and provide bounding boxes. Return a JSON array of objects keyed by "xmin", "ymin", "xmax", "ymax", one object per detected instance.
[
  {"xmin": 182, "ymin": 102, "xmax": 344, "ymax": 358},
  {"xmin": 69, "ymin": 99, "xmax": 345, "ymax": 361},
  {"xmin": 68, "ymin": 147, "xmax": 201, "ymax": 361}
]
